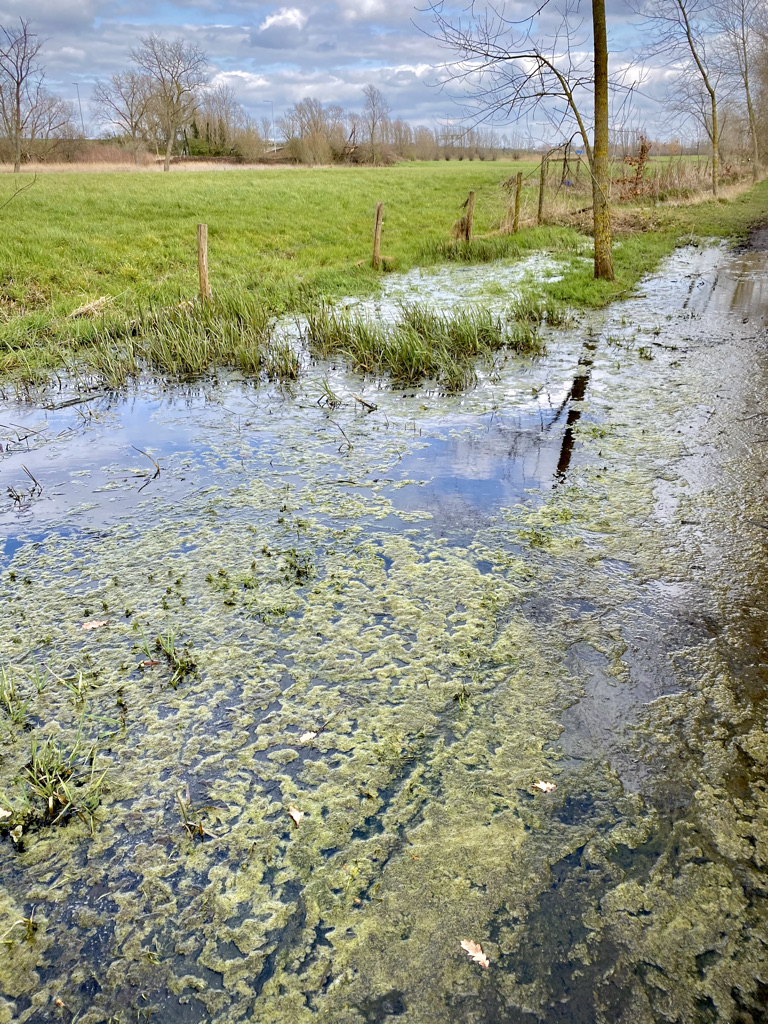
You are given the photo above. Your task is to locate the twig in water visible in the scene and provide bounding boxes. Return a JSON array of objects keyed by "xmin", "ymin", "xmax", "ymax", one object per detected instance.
[
  {"xmin": 352, "ymin": 394, "xmax": 377, "ymax": 412},
  {"xmin": 132, "ymin": 446, "xmax": 161, "ymax": 492},
  {"xmin": 21, "ymin": 465, "xmax": 41, "ymax": 494},
  {"xmin": 44, "ymin": 392, "xmax": 105, "ymax": 411},
  {"xmin": 329, "ymin": 420, "xmax": 353, "ymax": 452}
]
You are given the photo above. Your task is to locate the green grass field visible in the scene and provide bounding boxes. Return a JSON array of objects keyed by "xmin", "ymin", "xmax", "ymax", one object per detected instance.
[
  {"xmin": 0, "ymin": 161, "xmax": 766, "ymax": 386},
  {"xmin": 1, "ymin": 161, "xmax": 539, "ymax": 315}
]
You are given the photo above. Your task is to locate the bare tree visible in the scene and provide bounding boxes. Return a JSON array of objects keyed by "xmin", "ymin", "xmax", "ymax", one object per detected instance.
[
  {"xmin": 756, "ymin": 16, "xmax": 768, "ymax": 160},
  {"xmin": 413, "ymin": 125, "xmax": 439, "ymax": 160},
  {"xmin": 0, "ymin": 18, "xmax": 44, "ymax": 173},
  {"xmin": 664, "ymin": 64, "xmax": 730, "ymax": 163},
  {"xmin": 279, "ymin": 97, "xmax": 350, "ymax": 163},
  {"xmin": 362, "ymin": 84, "xmax": 390, "ymax": 165},
  {"xmin": 713, "ymin": 0, "xmax": 762, "ymax": 180},
  {"xmin": 591, "ymin": 0, "xmax": 612, "ymax": 279},
  {"xmin": 194, "ymin": 84, "xmax": 265, "ymax": 160},
  {"xmin": 637, "ymin": 0, "xmax": 721, "ymax": 193},
  {"xmin": 92, "ymin": 71, "xmax": 153, "ymax": 164},
  {"xmin": 27, "ymin": 89, "xmax": 76, "ymax": 153},
  {"xmin": 196, "ymin": 84, "xmax": 244, "ymax": 151},
  {"xmin": 130, "ymin": 34, "xmax": 209, "ymax": 171},
  {"xmin": 391, "ymin": 118, "xmax": 413, "ymax": 157},
  {"xmin": 426, "ymin": 0, "xmax": 617, "ymax": 279}
]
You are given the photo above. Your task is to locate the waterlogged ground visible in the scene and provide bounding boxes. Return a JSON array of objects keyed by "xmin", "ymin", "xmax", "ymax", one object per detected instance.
[{"xmin": 0, "ymin": 243, "xmax": 767, "ymax": 1023}]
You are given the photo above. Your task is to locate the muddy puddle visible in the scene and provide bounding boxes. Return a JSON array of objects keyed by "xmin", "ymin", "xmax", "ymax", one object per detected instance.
[{"xmin": 1, "ymin": 244, "xmax": 767, "ymax": 1024}]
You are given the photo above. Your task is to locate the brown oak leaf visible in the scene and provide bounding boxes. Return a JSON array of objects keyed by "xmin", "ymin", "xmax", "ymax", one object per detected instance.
[{"xmin": 460, "ymin": 939, "xmax": 490, "ymax": 969}]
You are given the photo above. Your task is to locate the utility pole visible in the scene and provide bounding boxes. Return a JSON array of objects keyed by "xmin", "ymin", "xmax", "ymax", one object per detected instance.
[
  {"xmin": 73, "ymin": 82, "xmax": 86, "ymax": 137},
  {"xmin": 263, "ymin": 100, "xmax": 276, "ymax": 153}
]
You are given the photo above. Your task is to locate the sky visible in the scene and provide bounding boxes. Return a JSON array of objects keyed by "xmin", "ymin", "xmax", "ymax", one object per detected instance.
[{"xmin": 0, "ymin": 0, "xmax": 683, "ymax": 143}]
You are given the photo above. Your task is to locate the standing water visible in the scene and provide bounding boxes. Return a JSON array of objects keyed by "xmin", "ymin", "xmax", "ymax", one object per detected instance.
[{"xmin": 0, "ymin": 242, "xmax": 767, "ymax": 1024}]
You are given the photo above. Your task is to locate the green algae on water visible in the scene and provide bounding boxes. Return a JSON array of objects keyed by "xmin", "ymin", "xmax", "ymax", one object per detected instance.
[{"xmin": 1, "ymin": 243, "xmax": 768, "ymax": 1023}]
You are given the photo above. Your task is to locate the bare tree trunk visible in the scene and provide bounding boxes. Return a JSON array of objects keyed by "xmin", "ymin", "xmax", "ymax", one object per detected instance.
[
  {"xmin": 740, "ymin": 14, "xmax": 760, "ymax": 182},
  {"xmin": 746, "ymin": 86, "xmax": 759, "ymax": 181},
  {"xmin": 592, "ymin": 0, "xmax": 614, "ymax": 280},
  {"xmin": 13, "ymin": 83, "xmax": 21, "ymax": 173},
  {"xmin": 675, "ymin": 0, "xmax": 718, "ymax": 195},
  {"xmin": 709, "ymin": 90, "xmax": 718, "ymax": 195},
  {"xmin": 538, "ymin": 152, "xmax": 548, "ymax": 224},
  {"xmin": 163, "ymin": 131, "xmax": 173, "ymax": 172}
]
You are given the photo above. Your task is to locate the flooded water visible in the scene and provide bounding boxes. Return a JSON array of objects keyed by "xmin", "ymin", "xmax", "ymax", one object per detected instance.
[{"xmin": 1, "ymin": 242, "xmax": 767, "ymax": 1024}]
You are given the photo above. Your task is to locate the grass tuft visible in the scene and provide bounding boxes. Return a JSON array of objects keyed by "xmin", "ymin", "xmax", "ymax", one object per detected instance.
[
  {"xmin": 13, "ymin": 723, "xmax": 109, "ymax": 831},
  {"xmin": 304, "ymin": 300, "xmax": 542, "ymax": 391},
  {"xmin": 0, "ymin": 666, "xmax": 30, "ymax": 729}
]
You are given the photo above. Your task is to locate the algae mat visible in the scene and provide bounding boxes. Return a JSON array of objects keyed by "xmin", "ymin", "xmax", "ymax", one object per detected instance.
[{"xmin": 1, "ymin": 247, "xmax": 767, "ymax": 1023}]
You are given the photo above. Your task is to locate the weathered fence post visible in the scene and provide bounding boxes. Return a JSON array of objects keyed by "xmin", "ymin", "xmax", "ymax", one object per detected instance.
[
  {"xmin": 513, "ymin": 172, "xmax": 522, "ymax": 233},
  {"xmin": 197, "ymin": 223, "xmax": 211, "ymax": 301},
  {"xmin": 537, "ymin": 155, "xmax": 548, "ymax": 225},
  {"xmin": 465, "ymin": 190, "xmax": 476, "ymax": 242},
  {"xmin": 372, "ymin": 202, "xmax": 384, "ymax": 269}
]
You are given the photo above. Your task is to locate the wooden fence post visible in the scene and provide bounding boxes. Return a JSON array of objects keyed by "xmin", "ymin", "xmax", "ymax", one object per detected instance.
[
  {"xmin": 465, "ymin": 190, "xmax": 475, "ymax": 241},
  {"xmin": 197, "ymin": 223, "xmax": 211, "ymax": 301},
  {"xmin": 513, "ymin": 172, "xmax": 522, "ymax": 233},
  {"xmin": 538, "ymin": 155, "xmax": 548, "ymax": 225},
  {"xmin": 372, "ymin": 202, "xmax": 384, "ymax": 269}
]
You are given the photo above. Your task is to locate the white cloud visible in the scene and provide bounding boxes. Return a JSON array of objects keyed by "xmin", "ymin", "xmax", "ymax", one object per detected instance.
[
  {"xmin": 258, "ymin": 7, "xmax": 308, "ymax": 32},
  {"xmin": 336, "ymin": 0, "xmax": 416, "ymax": 22},
  {"xmin": 58, "ymin": 46, "xmax": 87, "ymax": 60},
  {"xmin": 210, "ymin": 69, "xmax": 271, "ymax": 101}
]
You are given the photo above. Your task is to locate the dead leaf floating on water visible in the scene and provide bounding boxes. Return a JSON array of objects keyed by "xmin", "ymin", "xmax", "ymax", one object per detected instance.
[
  {"xmin": 533, "ymin": 780, "xmax": 557, "ymax": 793},
  {"xmin": 299, "ymin": 731, "xmax": 317, "ymax": 743},
  {"xmin": 288, "ymin": 806, "xmax": 304, "ymax": 827},
  {"xmin": 461, "ymin": 939, "xmax": 490, "ymax": 969},
  {"xmin": 81, "ymin": 620, "xmax": 109, "ymax": 631}
]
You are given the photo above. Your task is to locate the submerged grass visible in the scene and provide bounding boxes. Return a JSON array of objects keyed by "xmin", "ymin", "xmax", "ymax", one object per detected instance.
[
  {"xmin": 508, "ymin": 293, "xmax": 572, "ymax": 327},
  {"xmin": 0, "ymin": 290, "xmax": 287, "ymax": 389},
  {"xmin": 0, "ymin": 666, "xmax": 29, "ymax": 729},
  {"xmin": 0, "ymin": 720, "xmax": 109, "ymax": 833},
  {"xmin": 420, "ymin": 225, "xmax": 582, "ymax": 264}
]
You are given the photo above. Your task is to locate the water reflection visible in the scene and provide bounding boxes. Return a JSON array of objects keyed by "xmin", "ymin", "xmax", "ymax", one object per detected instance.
[
  {"xmin": 684, "ymin": 250, "xmax": 768, "ymax": 318},
  {"xmin": 551, "ymin": 340, "xmax": 596, "ymax": 483}
]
